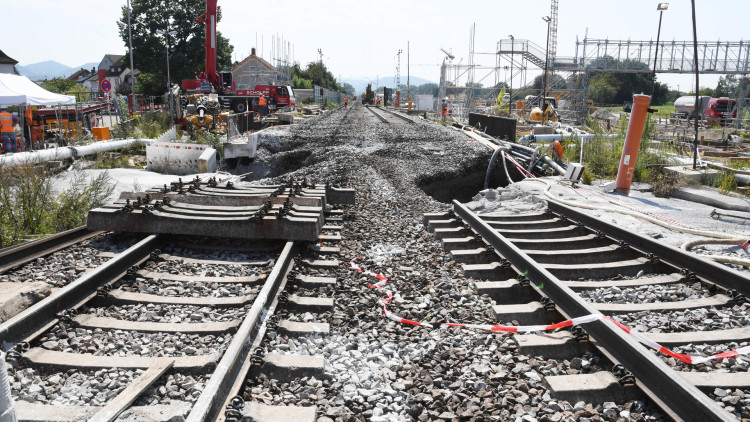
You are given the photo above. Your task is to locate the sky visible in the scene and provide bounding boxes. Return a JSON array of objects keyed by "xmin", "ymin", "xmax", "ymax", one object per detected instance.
[{"xmin": 3, "ymin": 0, "xmax": 747, "ymax": 93}]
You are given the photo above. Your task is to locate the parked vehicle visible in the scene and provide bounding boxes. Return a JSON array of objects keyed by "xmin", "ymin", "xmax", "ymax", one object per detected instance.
[{"xmin": 672, "ymin": 96, "xmax": 736, "ymax": 125}]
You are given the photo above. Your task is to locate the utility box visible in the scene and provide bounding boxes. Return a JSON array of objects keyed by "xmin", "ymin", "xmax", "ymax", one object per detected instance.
[
  {"xmin": 564, "ymin": 163, "xmax": 584, "ymax": 182},
  {"xmin": 92, "ymin": 127, "xmax": 110, "ymax": 141}
]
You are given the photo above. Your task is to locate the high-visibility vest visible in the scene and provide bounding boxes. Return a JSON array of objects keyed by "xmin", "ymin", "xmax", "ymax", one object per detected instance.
[
  {"xmin": 25, "ymin": 107, "xmax": 33, "ymax": 125},
  {"xmin": 258, "ymin": 97, "xmax": 267, "ymax": 106},
  {"xmin": 0, "ymin": 112, "xmax": 13, "ymax": 133}
]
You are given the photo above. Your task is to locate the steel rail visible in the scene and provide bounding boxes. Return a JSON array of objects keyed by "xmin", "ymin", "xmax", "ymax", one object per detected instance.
[
  {"xmin": 548, "ymin": 200, "xmax": 750, "ymax": 297},
  {"xmin": 0, "ymin": 234, "xmax": 160, "ymax": 347},
  {"xmin": 186, "ymin": 241, "xmax": 298, "ymax": 422},
  {"xmin": 0, "ymin": 226, "xmax": 104, "ymax": 274},
  {"xmin": 452, "ymin": 200, "xmax": 734, "ymax": 422},
  {"xmin": 379, "ymin": 107, "xmax": 416, "ymax": 124},
  {"xmin": 364, "ymin": 105, "xmax": 389, "ymax": 124}
]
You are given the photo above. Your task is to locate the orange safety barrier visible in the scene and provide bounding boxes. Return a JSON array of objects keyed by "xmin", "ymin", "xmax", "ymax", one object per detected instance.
[{"xmin": 615, "ymin": 94, "xmax": 651, "ymax": 195}]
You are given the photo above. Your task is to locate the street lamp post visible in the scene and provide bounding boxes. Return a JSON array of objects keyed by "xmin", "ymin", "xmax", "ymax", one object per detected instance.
[
  {"xmin": 156, "ymin": 29, "xmax": 177, "ymax": 119},
  {"xmin": 542, "ymin": 16, "xmax": 551, "ymax": 112},
  {"xmin": 652, "ymin": 3, "xmax": 669, "ymax": 94},
  {"xmin": 508, "ymin": 35, "xmax": 514, "ymax": 110}
]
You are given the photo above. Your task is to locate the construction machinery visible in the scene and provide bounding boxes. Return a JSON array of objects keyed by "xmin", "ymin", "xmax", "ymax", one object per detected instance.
[
  {"xmin": 361, "ymin": 84, "xmax": 375, "ymax": 105},
  {"xmin": 180, "ymin": 0, "xmax": 296, "ymax": 115}
]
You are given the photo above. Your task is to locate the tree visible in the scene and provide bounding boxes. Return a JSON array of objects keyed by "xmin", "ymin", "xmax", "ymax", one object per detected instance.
[
  {"xmin": 40, "ymin": 78, "xmax": 78, "ymax": 94},
  {"xmin": 117, "ymin": 0, "xmax": 234, "ymax": 96},
  {"xmin": 341, "ymin": 83, "xmax": 355, "ymax": 96},
  {"xmin": 290, "ymin": 61, "xmax": 342, "ymax": 92},
  {"xmin": 714, "ymin": 75, "xmax": 739, "ymax": 98}
]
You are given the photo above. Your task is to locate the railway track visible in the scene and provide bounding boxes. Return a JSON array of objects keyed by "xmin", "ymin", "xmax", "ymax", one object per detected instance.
[
  {"xmin": 424, "ymin": 198, "xmax": 750, "ymax": 421},
  {"xmin": 0, "ymin": 181, "xmax": 350, "ymax": 421},
  {"xmin": 0, "ymin": 227, "xmax": 105, "ymax": 275},
  {"xmin": 365, "ymin": 105, "xmax": 415, "ymax": 125}
]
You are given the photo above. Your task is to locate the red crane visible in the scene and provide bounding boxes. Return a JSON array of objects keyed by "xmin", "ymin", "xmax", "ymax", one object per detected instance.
[{"xmin": 196, "ymin": 0, "xmax": 220, "ymax": 90}]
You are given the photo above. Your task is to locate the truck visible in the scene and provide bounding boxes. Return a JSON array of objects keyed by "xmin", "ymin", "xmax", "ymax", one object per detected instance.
[
  {"xmin": 180, "ymin": 0, "xmax": 296, "ymax": 114},
  {"xmin": 673, "ymin": 96, "xmax": 736, "ymax": 124}
]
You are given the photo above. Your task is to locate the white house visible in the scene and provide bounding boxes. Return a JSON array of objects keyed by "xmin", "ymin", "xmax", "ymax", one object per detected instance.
[{"xmin": 0, "ymin": 50, "xmax": 18, "ymax": 74}]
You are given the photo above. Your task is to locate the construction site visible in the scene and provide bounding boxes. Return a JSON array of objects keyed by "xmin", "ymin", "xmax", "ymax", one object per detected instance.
[{"xmin": 2, "ymin": 1, "xmax": 750, "ymax": 422}]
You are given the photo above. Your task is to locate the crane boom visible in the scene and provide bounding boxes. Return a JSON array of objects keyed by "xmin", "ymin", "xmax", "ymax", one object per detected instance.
[{"xmin": 196, "ymin": 0, "xmax": 220, "ymax": 90}]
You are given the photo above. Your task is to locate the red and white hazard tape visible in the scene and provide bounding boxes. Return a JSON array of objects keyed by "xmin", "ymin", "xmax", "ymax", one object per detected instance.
[
  {"xmin": 350, "ymin": 257, "xmax": 389, "ymax": 288},
  {"xmin": 350, "ymin": 256, "xmax": 750, "ymax": 365}
]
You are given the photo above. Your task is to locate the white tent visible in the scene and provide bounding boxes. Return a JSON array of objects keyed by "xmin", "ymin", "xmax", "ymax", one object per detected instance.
[{"xmin": 0, "ymin": 73, "xmax": 75, "ymax": 106}]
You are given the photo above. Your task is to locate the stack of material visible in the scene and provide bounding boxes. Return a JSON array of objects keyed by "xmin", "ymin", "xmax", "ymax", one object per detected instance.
[{"xmin": 87, "ymin": 177, "xmax": 355, "ymax": 241}]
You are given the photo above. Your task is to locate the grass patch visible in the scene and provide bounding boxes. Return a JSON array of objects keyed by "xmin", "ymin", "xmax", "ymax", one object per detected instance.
[
  {"xmin": 562, "ymin": 115, "xmax": 675, "ymax": 182},
  {"xmin": 713, "ymin": 172, "xmax": 738, "ymax": 195},
  {"xmin": 0, "ymin": 165, "xmax": 114, "ymax": 247}
]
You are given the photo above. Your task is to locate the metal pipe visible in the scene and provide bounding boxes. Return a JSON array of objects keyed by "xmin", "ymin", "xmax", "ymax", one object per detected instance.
[
  {"xmin": 0, "ymin": 138, "xmax": 154, "ymax": 168},
  {"xmin": 517, "ymin": 133, "xmax": 618, "ymax": 143}
]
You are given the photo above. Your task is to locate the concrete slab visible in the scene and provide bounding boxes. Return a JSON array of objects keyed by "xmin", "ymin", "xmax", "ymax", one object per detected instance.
[
  {"xmin": 109, "ymin": 290, "xmax": 255, "ymax": 307},
  {"xmin": 564, "ymin": 273, "xmax": 683, "ymax": 290},
  {"xmin": 15, "ymin": 401, "xmax": 192, "ymax": 422},
  {"xmin": 491, "ymin": 302, "xmax": 564, "ymax": 325},
  {"xmin": 664, "ymin": 166, "xmax": 720, "ymax": 185},
  {"xmin": 514, "ymin": 332, "xmax": 594, "ymax": 359},
  {"xmin": 644, "ymin": 326, "xmax": 750, "ymax": 347},
  {"xmin": 524, "ymin": 245, "xmax": 639, "ymax": 265},
  {"xmin": 137, "ymin": 270, "xmax": 263, "ymax": 284},
  {"xmin": 680, "ymin": 372, "xmax": 750, "ymax": 389},
  {"xmin": 158, "ymin": 254, "xmax": 271, "ymax": 266},
  {"xmin": 545, "ymin": 372, "xmax": 641, "ymax": 405},
  {"xmin": 242, "ymin": 402, "xmax": 316, "ymax": 422},
  {"xmin": 262, "ymin": 353, "xmax": 325, "ymax": 382},
  {"xmin": 543, "ymin": 257, "xmax": 663, "ymax": 280},
  {"xmin": 450, "ymin": 248, "xmax": 495, "ymax": 264},
  {"xmin": 0, "ymin": 282, "xmax": 51, "ymax": 323},
  {"xmin": 508, "ymin": 234, "xmax": 611, "ymax": 251},
  {"xmin": 475, "ymin": 280, "xmax": 537, "ymax": 304},
  {"xmin": 462, "ymin": 262, "xmax": 517, "ymax": 280},
  {"xmin": 287, "ymin": 295, "xmax": 334, "ymax": 313},
  {"xmin": 295, "ymin": 275, "xmax": 336, "ymax": 287},
  {"xmin": 73, "ymin": 314, "xmax": 240, "ymax": 334},
  {"xmin": 87, "ymin": 207, "xmax": 323, "ymax": 242},
  {"xmin": 484, "ymin": 218, "xmax": 566, "ymax": 230},
  {"xmin": 23, "ymin": 348, "xmax": 217, "ymax": 371},
  {"xmin": 277, "ymin": 320, "xmax": 330, "ymax": 336},
  {"xmin": 493, "ymin": 225, "xmax": 589, "ymax": 240},
  {"xmin": 594, "ymin": 294, "xmax": 731, "ymax": 314}
]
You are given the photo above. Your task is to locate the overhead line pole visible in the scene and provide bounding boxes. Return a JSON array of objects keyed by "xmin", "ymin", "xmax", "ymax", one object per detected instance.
[{"xmin": 127, "ymin": 0, "xmax": 135, "ymax": 115}]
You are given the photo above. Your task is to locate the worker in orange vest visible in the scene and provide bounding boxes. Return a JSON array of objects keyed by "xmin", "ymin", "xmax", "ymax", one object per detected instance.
[
  {"xmin": 1, "ymin": 106, "xmax": 20, "ymax": 153},
  {"xmin": 258, "ymin": 95, "xmax": 268, "ymax": 117},
  {"xmin": 441, "ymin": 98, "xmax": 448, "ymax": 123},
  {"xmin": 344, "ymin": 97, "xmax": 348, "ymax": 106}
]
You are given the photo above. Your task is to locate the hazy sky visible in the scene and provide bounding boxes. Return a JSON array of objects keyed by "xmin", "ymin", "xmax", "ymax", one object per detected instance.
[{"xmin": 4, "ymin": 0, "xmax": 746, "ymax": 91}]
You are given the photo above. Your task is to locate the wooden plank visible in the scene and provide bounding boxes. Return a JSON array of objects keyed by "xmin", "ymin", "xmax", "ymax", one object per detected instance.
[{"xmin": 88, "ymin": 359, "xmax": 174, "ymax": 422}]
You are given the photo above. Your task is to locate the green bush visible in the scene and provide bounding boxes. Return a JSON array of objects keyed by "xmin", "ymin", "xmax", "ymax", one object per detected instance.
[
  {"xmin": 713, "ymin": 172, "xmax": 738, "ymax": 195},
  {"xmin": 0, "ymin": 166, "xmax": 114, "ymax": 247}
]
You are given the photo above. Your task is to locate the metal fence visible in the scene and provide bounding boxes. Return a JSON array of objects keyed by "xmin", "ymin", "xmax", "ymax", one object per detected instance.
[{"xmin": 313, "ymin": 85, "xmax": 346, "ymax": 105}]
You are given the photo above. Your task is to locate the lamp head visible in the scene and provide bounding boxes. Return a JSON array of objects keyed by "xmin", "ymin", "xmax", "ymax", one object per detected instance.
[
  {"xmin": 542, "ymin": 16, "xmax": 551, "ymax": 23},
  {"xmin": 657, "ymin": 3, "xmax": 669, "ymax": 10},
  {"xmin": 508, "ymin": 35, "xmax": 514, "ymax": 40}
]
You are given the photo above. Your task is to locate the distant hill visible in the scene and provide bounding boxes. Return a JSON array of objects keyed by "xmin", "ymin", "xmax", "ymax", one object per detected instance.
[
  {"xmin": 17, "ymin": 60, "xmax": 99, "ymax": 81},
  {"xmin": 341, "ymin": 75, "xmax": 436, "ymax": 95}
]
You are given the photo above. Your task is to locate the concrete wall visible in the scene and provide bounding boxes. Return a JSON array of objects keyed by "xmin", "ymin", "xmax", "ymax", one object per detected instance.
[{"xmin": 146, "ymin": 142, "xmax": 216, "ymax": 175}]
